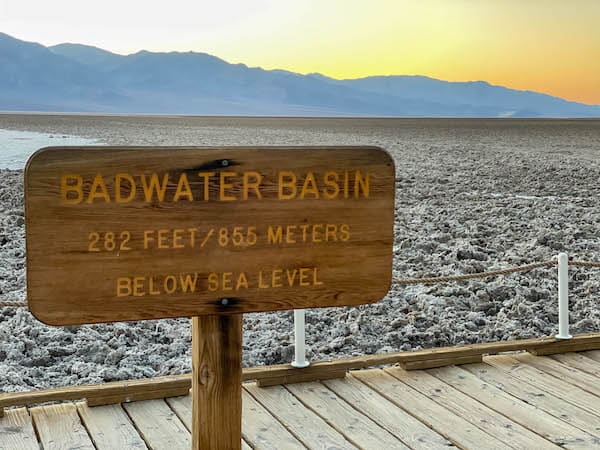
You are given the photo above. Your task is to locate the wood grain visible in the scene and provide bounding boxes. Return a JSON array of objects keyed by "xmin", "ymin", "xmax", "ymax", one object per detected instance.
[
  {"xmin": 431, "ymin": 365, "xmax": 599, "ymax": 449},
  {"xmin": 0, "ymin": 407, "xmax": 38, "ymax": 450},
  {"xmin": 485, "ymin": 355, "xmax": 600, "ymax": 417},
  {"xmin": 385, "ymin": 366, "xmax": 559, "ymax": 449},
  {"xmin": 463, "ymin": 361, "xmax": 600, "ymax": 437},
  {"xmin": 25, "ymin": 146, "xmax": 395, "ymax": 324},
  {"xmin": 244, "ymin": 383, "xmax": 356, "ymax": 448},
  {"xmin": 192, "ymin": 314, "xmax": 242, "ymax": 450},
  {"xmin": 123, "ymin": 399, "xmax": 191, "ymax": 450},
  {"xmin": 3, "ymin": 332, "xmax": 600, "ymax": 414},
  {"xmin": 76, "ymin": 402, "xmax": 147, "ymax": 449},
  {"xmin": 285, "ymin": 381, "xmax": 409, "ymax": 449},
  {"xmin": 352, "ymin": 369, "xmax": 508, "ymax": 449},
  {"xmin": 30, "ymin": 403, "xmax": 95, "ymax": 450},
  {"xmin": 323, "ymin": 376, "xmax": 453, "ymax": 449}
]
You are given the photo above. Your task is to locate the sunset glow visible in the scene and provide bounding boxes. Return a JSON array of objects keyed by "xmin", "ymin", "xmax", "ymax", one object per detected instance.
[{"xmin": 1, "ymin": 0, "xmax": 599, "ymax": 104}]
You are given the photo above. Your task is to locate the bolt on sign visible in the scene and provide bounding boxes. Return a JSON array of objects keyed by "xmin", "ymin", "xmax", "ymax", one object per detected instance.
[{"xmin": 25, "ymin": 146, "xmax": 395, "ymax": 325}]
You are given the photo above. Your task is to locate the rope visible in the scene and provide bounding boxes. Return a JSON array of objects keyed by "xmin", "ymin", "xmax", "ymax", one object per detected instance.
[
  {"xmin": 0, "ymin": 301, "xmax": 27, "ymax": 308},
  {"xmin": 0, "ymin": 259, "xmax": 599, "ymax": 307},
  {"xmin": 570, "ymin": 261, "xmax": 600, "ymax": 268},
  {"xmin": 393, "ymin": 260, "xmax": 557, "ymax": 285}
]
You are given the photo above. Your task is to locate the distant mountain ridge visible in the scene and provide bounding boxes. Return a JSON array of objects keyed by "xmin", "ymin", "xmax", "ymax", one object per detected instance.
[{"xmin": 1, "ymin": 32, "xmax": 599, "ymax": 117}]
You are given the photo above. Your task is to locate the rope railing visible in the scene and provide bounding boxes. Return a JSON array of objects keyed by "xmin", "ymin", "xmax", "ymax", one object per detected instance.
[
  {"xmin": 3, "ymin": 254, "xmax": 600, "ymax": 370},
  {"xmin": 0, "ymin": 300, "xmax": 27, "ymax": 308},
  {"xmin": 392, "ymin": 260, "xmax": 557, "ymax": 285},
  {"xmin": 1, "ymin": 258, "xmax": 599, "ymax": 310}
]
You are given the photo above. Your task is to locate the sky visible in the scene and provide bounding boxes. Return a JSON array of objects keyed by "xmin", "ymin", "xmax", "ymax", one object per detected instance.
[{"xmin": 1, "ymin": 0, "xmax": 599, "ymax": 104}]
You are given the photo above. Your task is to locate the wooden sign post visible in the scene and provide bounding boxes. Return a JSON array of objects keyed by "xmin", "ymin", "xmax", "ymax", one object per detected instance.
[{"xmin": 25, "ymin": 146, "xmax": 395, "ymax": 449}]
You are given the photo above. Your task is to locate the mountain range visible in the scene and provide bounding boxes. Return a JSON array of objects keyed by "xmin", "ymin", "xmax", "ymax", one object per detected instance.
[{"xmin": 1, "ymin": 32, "xmax": 599, "ymax": 117}]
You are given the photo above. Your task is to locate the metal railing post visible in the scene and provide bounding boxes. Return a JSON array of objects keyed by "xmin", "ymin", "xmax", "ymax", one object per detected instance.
[
  {"xmin": 556, "ymin": 252, "xmax": 572, "ymax": 339},
  {"xmin": 291, "ymin": 309, "xmax": 310, "ymax": 368}
]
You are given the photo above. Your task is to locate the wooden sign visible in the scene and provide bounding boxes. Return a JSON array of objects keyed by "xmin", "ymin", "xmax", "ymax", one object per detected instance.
[{"xmin": 25, "ymin": 146, "xmax": 395, "ymax": 325}]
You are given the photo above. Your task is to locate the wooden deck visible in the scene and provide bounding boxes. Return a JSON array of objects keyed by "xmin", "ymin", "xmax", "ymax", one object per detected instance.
[{"xmin": 3, "ymin": 350, "xmax": 600, "ymax": 449}]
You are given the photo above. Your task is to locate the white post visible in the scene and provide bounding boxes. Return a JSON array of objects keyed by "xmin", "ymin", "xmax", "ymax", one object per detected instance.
[
  {"xmin": 556, "ymin": 252, "xmax": 572, "ymax": 339},
  {"xmin": 291, "ymin": 309, "xmax": 310, "ymax": 368}
]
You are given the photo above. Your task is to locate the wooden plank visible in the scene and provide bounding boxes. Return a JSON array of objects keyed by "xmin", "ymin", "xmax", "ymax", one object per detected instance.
[
  {"xmin": 76, "ymin": 401, "xmax": 148, "ymax": 449},
  {"xmin": 244, "ymin": 382, "xmax": 357, "ymax": 449},
  {"xmin": 0, "ymin": 373, "xmax": 190, "ymax": 412},
  {"xmin": 401, "ymin": 354, "xmax": 481, "ymax": 370},
  {"xmin": 256, "ymin": 369, "xmax": 346, "ymax": 387},
  {"xmin": 515, "ymin": 353, "xmax": 600, "ymax": 397},
  {"xmin": 484, "ymin": 355, "xmax": 600, "ymax": 418},
  {"xmin": 323, "ymin": 375, "xmax": 453, "ymax": 449},
  {"xmin": 528, "ymin": 341, "xmax": 600, "ymax": 355},
  {"xmin": 240, "ymin": 391, "xmax": 308, "ymax": 450},
  {"xmin": 464, "ymin": 362, "xmax": 600, "ymax": 438},
  {"xmin": 192, "ymin": 314, "xmax": 242, "ymax": 450},
  {"xmin": 430, "ymin": 365, "xmax": 599, "ymax": 448},
  {"xmin": 4, "ymin": 332, "xmax": 600, "ymax": 414},
  {"xmin": 165, "ymin": 396, "xmax": 254, "ymax": 450},
  {"xmin": 385, "ymin": 366, "xmax": 558, "ymax": 449},
  {"xmin": 285, "ymin": 381, "xmax": 408, "ymax": 449},
  {"xmin": 352, "ymin": 368, "xmax": 507, "ymax": 449},
  {"xmin": 583, "ymin": 349, "xmax": 600, "ymax": 363},
  {"xmin": 123, "ymin": 399, "xmax": 191, "ymax": 450},
  {"xmin": 551, "ymin": 352, "xmax": 600, "ymax": 377},
  {"xmin": 25, "ymin": 146, "xmax": 395, "ymax": 325},
  {"xmin": 30, "ymin": 403, "xmax": 95, "ymax": 450},
  {"xmin": 0, "ymin": 407, "xmax": 38, "ymax": 450}
]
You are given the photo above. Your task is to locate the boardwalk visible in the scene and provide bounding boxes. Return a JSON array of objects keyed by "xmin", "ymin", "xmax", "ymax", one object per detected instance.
[{"xmin": 2, "ymin": 350, "xmax": 600, "ymax": 449}]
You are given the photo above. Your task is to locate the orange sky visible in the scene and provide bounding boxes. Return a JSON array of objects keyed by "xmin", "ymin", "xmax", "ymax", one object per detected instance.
[{"xmin": 2, "ymin": 0, "xmax": 599, "ymax": 104}]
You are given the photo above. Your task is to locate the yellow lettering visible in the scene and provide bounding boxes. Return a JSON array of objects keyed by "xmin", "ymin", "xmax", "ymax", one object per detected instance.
[
  {"xmin": 197, "ymin": 172, "xmax": 215, "ymax": 201},
  {"xmin": 141, "ymin": 173, "xmax": 169, "ymax": 202},
  {"xmin": 180, "ymin": 273, "xmax": 198, "ymax": 293},
  {"xmin": 258, "ymin": 271, "xmax": 269, "ymax": 288},
  {"xmin": 143, "ymin": 230, "xmax": 154, "ymax": 249},
  {"xmin": 312, "ymin": 224, "xmax": 323, "ymax": 243},
  {"xmin": 354, "ymin": 171, "xmax": 370, "ymax": 198},
  {"xmin": 174, "ymin": 173, "xmax": 193, "ymax": 202},
  {"xmin": 149, "ymin": 276, "xmax": 160, "ymax": 295},
  {"xmin": 222, "ymin": 272, "xmax": 233, "ymax": 291},
  {"xmin": 116, "ymin": 277, "xmax": 131, "ymax": 296},
  {"xmin": 299, "ymin": 268, "xmax": 311, "ymax": 286},
  {"xmin": 242, "ymin": 171, "xmax": 262, "ymax": 200},
  {"xmin": 286, "ymin": 269, "xmax": 298, "ymax": 286},
  {"xmin": 188, "ymin": 228, "xmax": 197, "ymax": 247},
  {"xmin": 272, "ymin": 269, "xmax": 282, "ymax": 288},
  {"xmin": 61, "ymin": 174, "xmax": 83, "ymax": 204},
  {"xmin": 236, "ymin": 272, "xmax": 249, "ymax": 290},
  {"xmin": 300, "ymin": 171, "xmax": 320, "ymax": 199},
  {"xmin": 300, "ymin": 224, "xmax": 309, "ymax": 242},
  {"xmin": 133, "ymin": 276, "xmax": 145, "ymax": 296},
  {"xmin": 87, "ymin": 174, "xmax": 110, "ymax": 203},
  {"xmin": 173, "ymin": 229, "xmax": 184, "ymax": 249},
  {"xmin": 340, "ymin": 224, "xmax": 350, "ymax": 241},
  {"xmin": 323, "ymin": 171, "xmax": 339, "ymax": 199},
  {"xmin": 278, "ymin": 171, "xmax": 297, "ymax": 200},
  {"xmin": 286, "ymin": 225, "xmax": 296, "ymax": 244},
  {"xmin": 313, "ymin": 267, "xmax": 324, "ymax": 285},
  {"xmin": 164, "ymin": 275, "xmax": 177, "ymax": 294},
  {"xmin": 157, "ymin": 229, "xmax": 169, "ymax": 249},
  {"xmin": 115, "ymin": 173, "xmax": 136, "ymax": 203},
  {"xmin": 220, "ymin": 171, "xmax": 237, "ymax": 201},
  {"xmin": 325, "ymin": 224, "xmax": 338, "ymax": 241},
  {"xmin": 208, "ymin": 273, "xmax": 219, "ymax": 291},
  {"xmin": 344, "ymin": 171, "xmax": 349, "ymax": 199},
  {"xmin": 267, "ymin": 226, "xmax": 283, "ymax": 244}
]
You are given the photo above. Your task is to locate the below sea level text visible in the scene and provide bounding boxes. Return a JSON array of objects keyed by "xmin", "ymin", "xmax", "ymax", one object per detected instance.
[{"xmin": 116, "ymin": 267, "xmax": 323, "ymax": 297}]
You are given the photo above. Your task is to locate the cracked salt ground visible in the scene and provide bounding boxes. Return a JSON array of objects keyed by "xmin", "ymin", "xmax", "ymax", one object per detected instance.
[{"xmin": 0, "ymin": 115, "xmax": 599, "ymax": 391}]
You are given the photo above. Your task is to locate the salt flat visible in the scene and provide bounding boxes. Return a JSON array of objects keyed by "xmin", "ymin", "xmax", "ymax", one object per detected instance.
[{"xmin": 0, "ymin": 114, "xmax": 599, "ymax": 391}]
